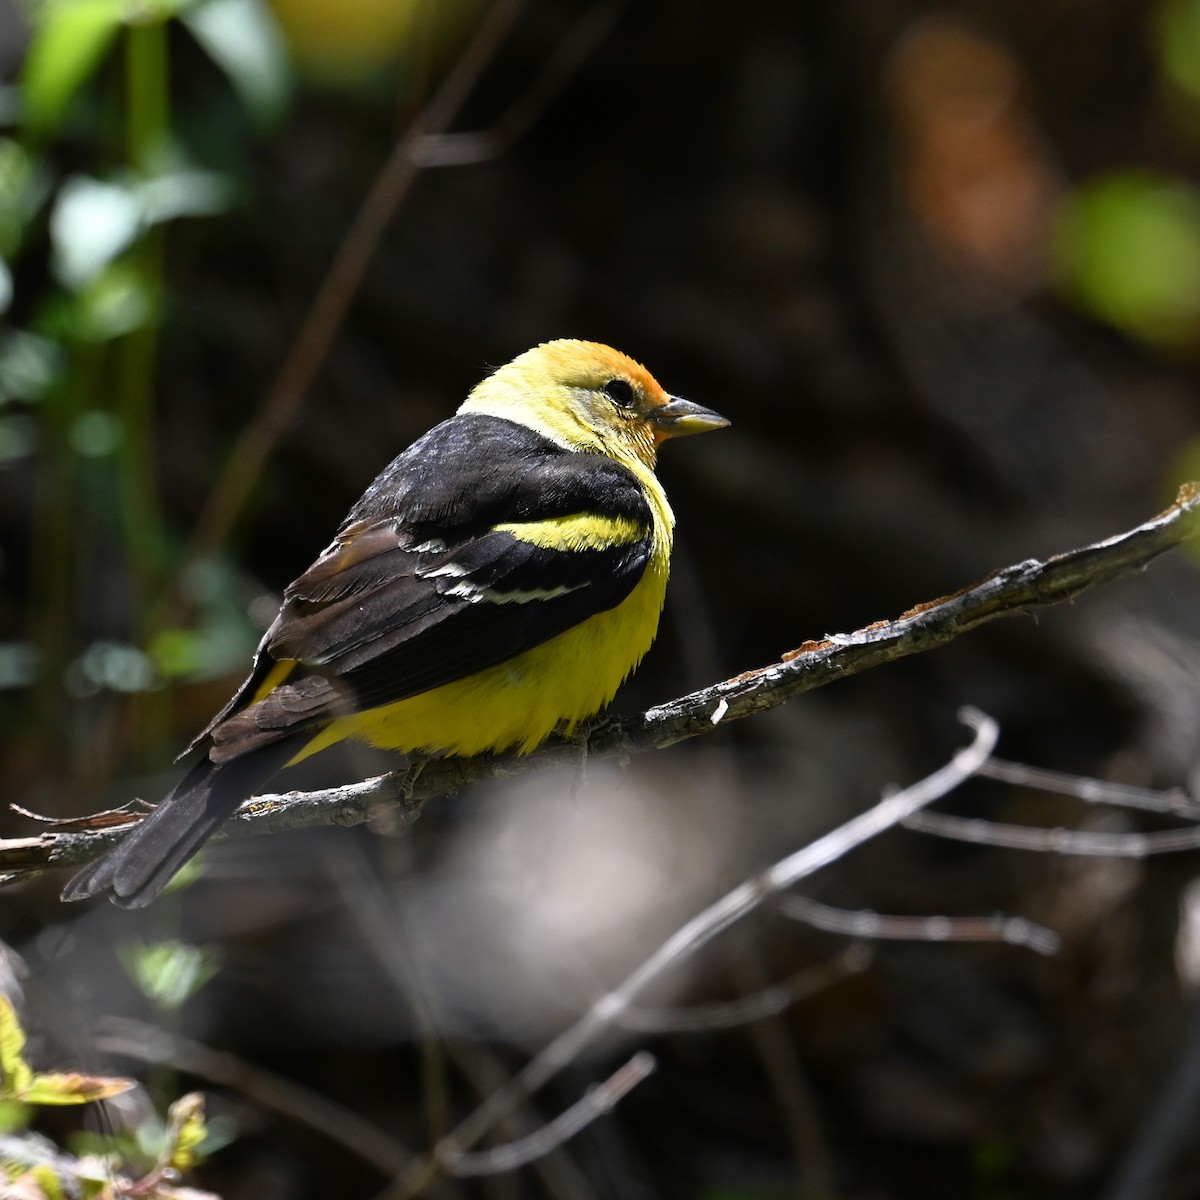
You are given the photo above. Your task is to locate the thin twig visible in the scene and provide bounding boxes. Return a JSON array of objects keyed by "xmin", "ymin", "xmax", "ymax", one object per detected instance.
[
  {"xmin": 8, "ymin": 488, "xmax": 1197, "ymax": 883},
  {"xmin": 776, "ymin": 895, "xmax": 1062, "ymax": 955},
  {"xmin": 613, "ymin": 946, "xmax": 872, "ymax": 1033},
  {"xmin": 976, "ymin": 758, "xmax": 1200, "ymax": 819},
  {"xmin": 437, "ymin": 1053, "xmax": 655, "ymax": 1177},
  {"xmin": 904, "ymin": 811, "xmax": 1200, "ymax": 857},
  {"xmin": 97, "ymin": 1019, "xmax": 419, "ymax": 1181},
  {"xmin": 410, "ymin": 0, "xmax": 633, "ymax": 168}
]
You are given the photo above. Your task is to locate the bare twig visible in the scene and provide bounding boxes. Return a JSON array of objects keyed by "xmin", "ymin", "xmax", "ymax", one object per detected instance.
[
  {"xmin": 7, "ymin": 488, "xmax": 1198, "ymax": 884},
  {"xmin": 437, "ymin": 1052, "xmax": 655, "ymax": 1178},
  {"xmin": 614, "ymin": 946, "xmax": 872, "ymax": 1033},
  {"xmin": 976, "ymin": 758, "xmax": 1200, "ymax": 819},
  {"xmin": 97, "ymin": 1019, "xmax": 419, "ymax": 1181},
  {"xmin": 410, "ymin": 0, "xmax": 633, "ymax": 168},
  {"xmin": 904, "ymin": 811, "xmax": 1200, "ymax": 857},
  {"xmin": 776, "ymin": 895, "xmax": 1062, "ymax": 955},
  {"xmin": 374, "ymin": 709, "xmax": 998, "ymax": 1197}
]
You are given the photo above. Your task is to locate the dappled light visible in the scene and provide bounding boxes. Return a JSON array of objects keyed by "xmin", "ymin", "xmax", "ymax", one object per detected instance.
[{"xmin": 3, "ymin": 3, "xmax": 1200, "ymax": 1199}]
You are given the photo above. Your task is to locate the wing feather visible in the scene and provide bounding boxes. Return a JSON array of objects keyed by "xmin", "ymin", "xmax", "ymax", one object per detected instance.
[{"xmin": 199, "ymin": 414, "xmax": 655, "ymax": 757}]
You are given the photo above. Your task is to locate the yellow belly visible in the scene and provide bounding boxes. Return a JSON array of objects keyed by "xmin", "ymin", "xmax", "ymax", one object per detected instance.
[{"xmin": 289, "ymin": 551, "xmax": 670, "ymax": 762}]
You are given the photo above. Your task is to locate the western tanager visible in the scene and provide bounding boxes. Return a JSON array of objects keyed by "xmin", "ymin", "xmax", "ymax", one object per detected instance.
[{"xmin": 63, "ymin": 340, "xmax": 728, "ymax": 907}]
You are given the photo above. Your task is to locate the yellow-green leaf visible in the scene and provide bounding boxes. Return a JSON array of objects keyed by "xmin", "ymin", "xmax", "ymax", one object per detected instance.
[
  {"xmin": 1054, "ymin": 170, "xmax": 1200, "ymax": 350},
  {"xmin": 119, "ymin": 940, "xmax": 221, "ymax": 1011},
  {"xmin": 0, "ymin": 1097, "xmax": 30, "ymax": 1133},
  {"xmin": 21, "ymin": 0, "xmax": 126, "ymax": 135},
  {"xmin": 20, "ymin": 1071, "xmax": 136, "ymax": 1106},
  {"xmin": 1157, "ymin": 0, "xmax": 1200, "ymax": 106},
  {"xmin": 0, "ymin": 996, "xmax": 33, "ymax": 1097},
  {"xmin": 29, "ymin": 1163, "xmax": 64, "ymax": 1200},
  {"xmin": 163, "ymin": 1092, "xmax": 207, "ymax": 1171}
]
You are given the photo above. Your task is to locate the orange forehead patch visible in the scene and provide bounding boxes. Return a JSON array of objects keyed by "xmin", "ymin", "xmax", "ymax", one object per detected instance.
[{"xmin": 517, "ymin": 340, "xmax": 671, "ymax": 403}]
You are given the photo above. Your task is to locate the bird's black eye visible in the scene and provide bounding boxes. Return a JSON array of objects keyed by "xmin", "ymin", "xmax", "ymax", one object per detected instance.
[{"xmin": 603, "ymin": 378, "xmax": 636, "ymax": 409}]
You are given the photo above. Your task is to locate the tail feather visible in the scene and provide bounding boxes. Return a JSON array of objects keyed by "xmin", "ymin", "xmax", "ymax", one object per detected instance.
[{"xmin": 61, "ymin": 737, "xmax": 304, "ymax": 908}]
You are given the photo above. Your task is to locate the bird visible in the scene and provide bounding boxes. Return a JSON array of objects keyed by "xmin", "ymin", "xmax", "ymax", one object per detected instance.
[{"xmin": 62, "ymin": 340, "xmax": 729, "ymax": 907}]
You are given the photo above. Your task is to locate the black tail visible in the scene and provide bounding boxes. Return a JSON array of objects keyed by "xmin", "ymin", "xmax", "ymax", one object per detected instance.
[{"xmin": 61, "ymin": 737, "xmax": 304, "ymax": 908}]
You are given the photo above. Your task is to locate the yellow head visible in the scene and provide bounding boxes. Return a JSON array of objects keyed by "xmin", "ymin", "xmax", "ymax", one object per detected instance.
[{"xmin": 458, "ymin": 340, "xmax": 729, "ymax": 470}]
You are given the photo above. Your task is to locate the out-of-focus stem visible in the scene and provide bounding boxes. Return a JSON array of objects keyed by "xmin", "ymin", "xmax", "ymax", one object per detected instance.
[
  {"xmin": 121, "ymin": 16, "xmax": 171, "ymax": 764},
  {"xmin": 28, "ymin": 346, "xmax": 100, "ymax": 728}
]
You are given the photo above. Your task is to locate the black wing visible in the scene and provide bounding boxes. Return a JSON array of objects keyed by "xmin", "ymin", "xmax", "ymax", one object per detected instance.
[{"xmin": 197, "ymin": 414, "xmax": 655, "ymax": 760}]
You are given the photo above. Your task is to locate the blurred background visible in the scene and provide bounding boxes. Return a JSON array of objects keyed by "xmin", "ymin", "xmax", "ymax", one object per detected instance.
[{"xmin": 3, "ymin": 0, "xmax": 1200, "ymax": 1196}]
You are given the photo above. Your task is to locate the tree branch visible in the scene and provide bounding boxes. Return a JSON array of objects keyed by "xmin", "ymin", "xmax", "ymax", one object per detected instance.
[
  {"xmin": 376, "ymin": 708, "xmax": 1000, "ymax": 1196},
  {"xmin": 5, "ymin": 483, "xmax": 1198, "ymax": 885}
]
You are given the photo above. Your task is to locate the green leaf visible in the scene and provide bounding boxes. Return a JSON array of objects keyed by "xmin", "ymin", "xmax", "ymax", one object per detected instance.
[
  {"xmin": 69, "ymin": 410, "xmax": 122, "ymax": 458},
  {"xmin": 1054, "ymin": 170, "xmax": 1200, "ymax": 350},
  {"xmin": 0, "ymin": 996, "xmax": 33, "ymax": 1097},
  {"xmin": 0, "ymin": 415, "xmax": 38, "ymax": 465},
  {"xmin": 0, "ymin": 642, "xmax": 38, "ymax": 688},
  {"xmin": 1158, "ymin": 0, "xmax": 1200, "ymax": 106},
  {"xmin": 50, "ymin": 167, "xmax": 234, "ymax": 292},
  {"xmin": 73, "ymin": 261, "xmax": 157, "ymax": 342},
  {"xmin": 0, "ymin": 997, "xmax": 135, "ymax": 1108},
  {"xmin": 0, "ymin": 139, "xmax": 40, "ymax": 257},
  {"xmin": 182, "ymin": 0, "xmax": 292, "ymax": 128},
  {"xmin": 0, "ymin": 330, "xmax": 65, "ymax": 405},
  {"xmin": 147, "ymin": 627, "xmax": 205, "ymax": 677},
  {"xmin": 66, "ymin": 639, "xmax": 156, "ymax": 695},
  {"xmin": 0, "ymin": 1097, "xmax": 30, "ymax": 1133},
  {"xmin": 119, "ymin": 940, "xmax": 221, "ymax": 1011},
  {"xmin": 21, "ymin": 0, "xmax": 126, "ymax": 135},
  {"xmin": 50, "ymin": 175, "xmax": 142, "ymax": 289},
  {"xmin": 135, "ymin": 166, "xmax": 236, "ymax": 223},
  {"xmin": 29, "ymin": 1163, "xmax": 64, "ymax": 1199}
]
